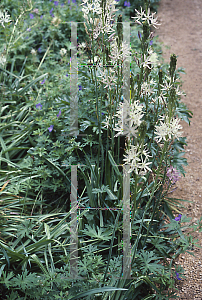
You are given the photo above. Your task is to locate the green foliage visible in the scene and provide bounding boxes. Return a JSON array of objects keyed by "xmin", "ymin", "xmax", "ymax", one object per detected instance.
[{"xmin": 0, "ymin": 0, "xmax": 200, "ymax": 299}]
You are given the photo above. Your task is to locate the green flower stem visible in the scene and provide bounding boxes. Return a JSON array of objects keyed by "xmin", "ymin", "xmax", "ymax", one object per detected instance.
[
  {"xmin": 131, "ymin": 140, "xmax": 168, "ymax": 266},
  {"xmin": 149, "ymin": 76, "xmax": 161, "ymax": 148},
  {"xmin": 132, "ymin": 173, "xmax": 138, "ymax": 219},
  {"xmin": 32, "ymin": 39, "xmax": 54, "ymax": 81},
  {"xmin": 91, "ymin": 18, "xmax": 101, "ymax": 187},
  {"xmin": 142, "ymin": 143, "xmax": 170, "ymax": 249}
]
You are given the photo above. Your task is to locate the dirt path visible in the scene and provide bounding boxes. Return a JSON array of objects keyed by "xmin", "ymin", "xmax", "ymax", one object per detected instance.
[{"xmin": 154, "ymin": 0, "xmax": 202, "ymax": 298}]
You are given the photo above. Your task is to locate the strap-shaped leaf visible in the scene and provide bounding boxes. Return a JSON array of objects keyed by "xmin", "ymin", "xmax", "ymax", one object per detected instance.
[{"xmin": 69, "ymin": 287, "xmax": 128, "ymax": 300}]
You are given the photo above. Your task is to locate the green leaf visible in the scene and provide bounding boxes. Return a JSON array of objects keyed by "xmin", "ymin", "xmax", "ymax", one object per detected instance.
[{"xmin": 69, "ymin": 287, "xmax": 128, "ymax": 300}]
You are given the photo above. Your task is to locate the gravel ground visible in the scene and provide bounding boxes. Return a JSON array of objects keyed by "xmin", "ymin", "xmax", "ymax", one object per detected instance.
[{"xmin": 154, "ymin": 0, "xmax": 202, "ymax": 298}]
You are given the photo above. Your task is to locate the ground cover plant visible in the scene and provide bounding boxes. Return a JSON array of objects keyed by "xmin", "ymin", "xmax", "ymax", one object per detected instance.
[{"xmin": 0, "ymin": 0, "xmax": 202, "ymax": 299}]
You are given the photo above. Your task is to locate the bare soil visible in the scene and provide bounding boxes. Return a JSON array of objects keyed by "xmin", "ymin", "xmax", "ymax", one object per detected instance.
[{"xmin": 154, "ymin": 0, "xmax": 202, "ymax": 298}]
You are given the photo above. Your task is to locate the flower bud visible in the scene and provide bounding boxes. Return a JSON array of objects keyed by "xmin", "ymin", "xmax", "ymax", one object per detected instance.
[
  {"xmin": 169, "ymin": 53, "xmax": 177, "ymax": 78},
  {"xmin": 116, "ymin": 14, "xmax": 123, "ymax": 48},
  {"xmin": 158, "ymin": 67, "xmax": 163, "ymax": 85}
]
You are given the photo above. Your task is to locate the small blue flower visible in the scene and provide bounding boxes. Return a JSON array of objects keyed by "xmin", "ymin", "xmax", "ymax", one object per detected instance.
[
  {"xmin": 72, "ymin": 0, "xmax": 76, "ymax": 3},
  {"xmin": 51, "ymin": 13, "xmax": 54, "ymax": 17},
  {"xmin": 78, "ymin": 85, "xmax": 82, "ymax": 91},
  {"xmin": 48, "ymin": 125, "xmax": 54, "ymax": 132},
  {"xmin": 25, "ymin": 36, "xmax": 29, "ymax": 39},
  {"xmin": 54, "ymin": 1, "xmax": 59, "ymax": 5},
  {"xmin": 175, "ymin": 272, "xmax": 181, "ymax": 280},
  {"xmin": 102, "ymin": 112, "xmax": 104, "ymax": 115},
  {"xmin": 61, "ymin": 3, "xmax": 64, "ymax": 6},
  {"xmin": 174, "ymin": 214, "xmax": 182, "ymax": 222},
  {"xmin": 66, "ymin": 74, "xmax": 68, "ymax": 77},
  {"xmin": 50, "ymin": 8, "xmax": 54, "ymax": 14},
  {"xmin": 29, "ymin": 13, "xmax": 34, "ymax": 19},
  {"xmin": 36, "ymin": 103, "xmax": 42, "ymax": 110},
  {"xmin": 40, "ymin": 79, "xmax": 46, "ymax": 84},
  {"xmin": 124, "ymin": 1, "xmax": 130, "ymax": 6},
  {"xmin": 38, "ymin": 47, "xmax": 42, "ymax": 53},
  {"xmin": 149, "ymin": 40, "xmax": 153, "ymax": 45},
  {"xmin": 27, "ymin": 28, "xmax": 31, "ymax": 32},
  {"xmin": 40, "ymin": 15, "xmax": 43, "ymax": 19},
  {"xmin": 57, "ymin": 110, "xmax": 61, "ymax": 117},
  {"xmin": 68, "ymin": 0, "xmax": 70, "ymax": 4}
]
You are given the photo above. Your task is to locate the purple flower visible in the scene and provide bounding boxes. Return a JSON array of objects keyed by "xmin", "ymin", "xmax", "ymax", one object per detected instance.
[
  {"xmin": 68, "ymin": 0, "xmax": 70, "ymax": 4},
  {"xmin": 25, "ymin": 37, "xmax": 29, "ymax": 39},
  {"xmin": 40, "ymin": 79, "xmax": 46, "ymax": 84},
  {"xmin": 27, "ymin": 28, "xmax": 31, "ymax": 32},
  {"xmin": 61, "ymin": 3, "xmax": 64, "ymax": 6},
  {"xmin": 29, "ymin": 13, "xmax": 34, "ymax": 19},
  {"xmin": 149, "ymin": 40, "xmax": 153, "ymax": 45},
  {"xmin": 40, "ymin": 15, "xmax": 43, "ymax": 19},
  {"xmin": 57, "ymin": 110, "xmax": 61, "ymax": 117},
  {"xmin": 48, "ymin": 125, "xmax": 54, "ymax": 132},
  {"xmin": 54, "ymin": 1, "xmax": 59, "ymax": 5},
  {"xmin": 50, "ymin": 0, "xmax": 52, "ymax": 1},
  {"xmin": 66, "ymin": 74, "xmax": 68, "ymax": 77},
  {"xmin": 78, "ymin": 85, "xmax": 82, "ymax": 90},
  {"xmin": 167, "ymin": 166, "xmax": 181, "ymax": 184},
  {"xmin": 36, "ymin": 103, "xmax": 42, "ymax": 110},
  {"xmin": 38, "ymin": 47, "xmax": 42, "ymax": 53},
  {"xmin": 174, "ymin": 214, "xmax": 182, "ymax": 222},
  {"xmin": 175, "ymin": 272, "xmax": 181, "ymax": 280},
  {"xmin": 72, "ymin": 0, "xmax": 76, "ymax": 3},
  {"xmin": 50, "ymin": 13, "xmax": 54, "ymax": 17},
  {"xmin": 124, "ymin": 1, "xmax": 130, "ymax": 6},
  {"xmin": 50, "ymin": 8, "xmax": 53, "ymax": 14}
]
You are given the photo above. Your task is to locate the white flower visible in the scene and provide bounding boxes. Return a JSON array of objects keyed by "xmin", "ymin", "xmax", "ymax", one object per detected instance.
[
  {"xmin": 51, "ymin": 16, "xmax": 61, "ymax": 26},
  {"xmin": 78, "ymin": 42, "xmax": 86, "ymax": 49},
  {"xmin": 80, "ymin": 0, "xmax": 102, "ymax": 17},
  {"xmin": 102, "ymin": 115, "xmax": 111, "ymax": 129},
  {"xmin": 87, "ymin": 56, "xmax": 100, "ymax": 64},
  {"xmin": 132, "ymin": 7, "xmax": 161, "ymax": 29},
  {"xmin": 160, "ymin": 75, "xmax": 173, "ymax": 92},
  {"xmin": 60, "ymin": 48, "xmax": 67, "ymax": 56},
  {"xmin": 114, "ymin": 120, "xmax": 138, "ymax": 138},
  {"xmin": 154, "ymin": 115, "xmax": 183, "ymax": 143},
  {"xmin": 0, "ymin": 10, "xmax": 11, "ymax": 28},
  {"xmin": 123, "ymin": 143, "xmax": 152, "ymax": 175},
  {"xmin": 141, "ymin": 49, "xmax": 158, "ymax": 70},
  {"xmin": 0, "ymin": 54, "xmax": 6, "ymax": 66},
  {"xmin": 82, "ymin": 0, "xmax": 118, "ymax": 39},
  {"xmin": 152, "ymin": 93, "xmax": 166, "ymax": 105},
  {"xmin": 141, "ymin": 81, "xmax": 154, "ymax": 96},
  {"xmin": 97, "ymin": 67, "xmax": 117, "ymax": 90},
  {"xmin": 109, "ymin": 40, "xmax": 131, "ymax": 65},
  {"xmin": 113, "ymin": 97, "xmax": 144, "ymax": 139},
  {"xmin": 175, "ymin": 85, "xmax": 186, "ymax": 97},
  {"xmin": 31, "ymin": 48, "xmax": 37, "ymax": 55}
]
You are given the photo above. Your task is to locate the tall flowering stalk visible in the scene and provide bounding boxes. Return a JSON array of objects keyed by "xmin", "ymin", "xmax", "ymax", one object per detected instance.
[{"xmin": 77, "ymin": 0, "xmax": 188, "ymax": 294}]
